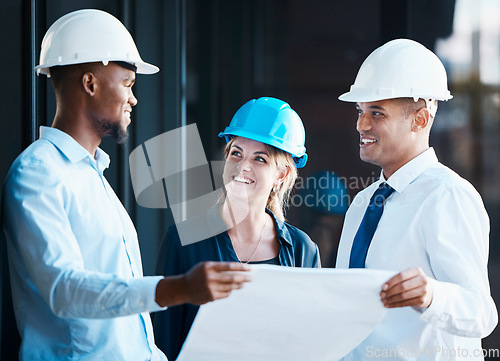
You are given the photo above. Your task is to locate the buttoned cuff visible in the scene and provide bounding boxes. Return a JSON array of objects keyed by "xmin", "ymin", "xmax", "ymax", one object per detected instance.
[
  {"xmin": 418, "ymin": 278, "xmax": 487, "ymax": 338},
  {"xmin": 128, "ymin": 276, "xmax": 167, "ymax": 313}
]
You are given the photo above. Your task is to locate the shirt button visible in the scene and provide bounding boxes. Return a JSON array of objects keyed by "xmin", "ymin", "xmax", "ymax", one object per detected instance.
[
  {"xmin": 139, "ymin": 301, "xmax": 145, "ymax": 307},
  {"xmin": 101, "ymin": 306, "xmax": 105, "ymax": 310}
]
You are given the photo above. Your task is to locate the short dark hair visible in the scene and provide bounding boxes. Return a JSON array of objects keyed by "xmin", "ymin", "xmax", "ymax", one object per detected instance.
[
  {"xmin": 48, "ymin": 63, "xmax": 99, "ymax": 96},
  {"xmin": 395, "ymin": 98, "xmax": 426, "ymax": 118},
  {"xmin": 48, "ymin": 65, "xmax": 71, "ymax": 94}
]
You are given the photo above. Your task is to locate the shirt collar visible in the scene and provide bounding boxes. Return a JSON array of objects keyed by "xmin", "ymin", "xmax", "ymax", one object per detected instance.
[
  {"xmin": 381, "ymin": 147, "xmax": 438, "ymax": 193},
  {"xmin": 40, "ymin": 126, "xmax": 110, "ymax": 172},
  {"xmin": 266, "ymin": 208, "xmax": 293, "ymax": 247},
  {"xmin": 94, "ymin": 147, "xmax": 111, "ymax": 172}
]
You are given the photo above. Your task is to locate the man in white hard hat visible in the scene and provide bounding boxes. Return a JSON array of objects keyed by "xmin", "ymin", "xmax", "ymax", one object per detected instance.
[
  {"xmin": 2, "ymin": 9, "xmax": 251, "ymax": 361},
  {"xmin": 336, "ymin": 39, "xmax": 497, "ymax": 360}
]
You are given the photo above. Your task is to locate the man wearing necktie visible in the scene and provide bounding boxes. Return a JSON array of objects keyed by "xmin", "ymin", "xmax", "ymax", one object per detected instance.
[{"xmin": 335, "ymin": 39, "xmax": 497, "ymax": 360}]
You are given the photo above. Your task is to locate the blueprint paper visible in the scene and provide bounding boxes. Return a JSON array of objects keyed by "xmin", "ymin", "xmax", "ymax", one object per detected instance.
[{"xmin": 176, "ymin": 265, "xmax": 395, "ymax": 361}]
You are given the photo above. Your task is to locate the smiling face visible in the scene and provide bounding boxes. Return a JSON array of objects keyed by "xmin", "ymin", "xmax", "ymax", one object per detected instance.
[
  {"xmin": 223, "ymin": 137, "xmax": 284, "ymax": 206},
  {"xmin": 356, "ymin": 99, "xmax": 423, "ymax": 178},
  {"xmin": 89, "ymin": 62, "xmax": 137, "ymax": 144}
]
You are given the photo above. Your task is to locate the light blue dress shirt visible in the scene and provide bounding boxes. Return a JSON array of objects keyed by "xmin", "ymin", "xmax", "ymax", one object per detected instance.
[{"xmin": 3, "ymin": 127, "xmax": 167, "ymax": 360}]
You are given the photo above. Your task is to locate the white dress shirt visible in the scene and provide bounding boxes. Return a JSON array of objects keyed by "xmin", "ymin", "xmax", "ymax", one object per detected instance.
[
  {"xmin": 3, "ymin": 127, "xmax": 167, "ymax": 360},
  {"xmin": 337, "ymin": 148, "xmax": 497, "ymax": 360}
]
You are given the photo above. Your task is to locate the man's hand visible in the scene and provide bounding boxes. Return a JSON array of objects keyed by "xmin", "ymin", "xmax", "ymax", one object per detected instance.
[
  {"xmin": 156, "ymin": 262, "xmax": 252, "ymax": 307},
  {"xmin": 380, "ymin": 267, "xmax": 433, "ymax": 309}
]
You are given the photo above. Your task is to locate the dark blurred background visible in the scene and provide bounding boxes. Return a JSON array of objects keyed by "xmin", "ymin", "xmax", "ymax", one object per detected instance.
[{"xmin": 1, "ymin": 0, "xmax": 499, "ymax": 359}]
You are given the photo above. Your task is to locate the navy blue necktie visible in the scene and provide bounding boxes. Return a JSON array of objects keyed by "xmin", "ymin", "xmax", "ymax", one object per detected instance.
[{"xmin": 349, "ymin": 182, "xmax": 395, "ymax": 268}]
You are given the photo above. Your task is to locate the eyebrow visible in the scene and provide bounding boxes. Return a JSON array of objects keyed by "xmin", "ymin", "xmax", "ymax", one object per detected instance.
[
  {"xmin": 232, "ymin": 145, "xmax": 269, "ymax": 156},
  {"xmin": 356, "ymin": 104, "xmax": 385, "ymax": 111}
]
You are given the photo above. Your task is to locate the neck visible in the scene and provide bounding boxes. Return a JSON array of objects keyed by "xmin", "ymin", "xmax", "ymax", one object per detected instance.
[
  {"xmin": 52, "ymin": 111, "xmax": 102, "ymax": 157},
  {"xmin": 383, "ymin": 145, "xmax": 429, "ymax": 179},
  {"xmin": 222, "ymin": 198, "xmax": 269, "ymax": 240}
]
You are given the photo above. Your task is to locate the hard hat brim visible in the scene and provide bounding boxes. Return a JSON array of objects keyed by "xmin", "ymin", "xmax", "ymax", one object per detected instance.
[
  {"xmin": 218, "ymin": 130, "xmax": 308, "ymax": 168},
  {"xmin": 338, "ymin": 89, "xmax": 453, "ymax": 103},
  {"xmin": 135, "ymin": 61, "xmax": 160, "ymax": 74},
  {"xmin": 35, "ymin": 59, "xmax": 159, "ymax": 76}
]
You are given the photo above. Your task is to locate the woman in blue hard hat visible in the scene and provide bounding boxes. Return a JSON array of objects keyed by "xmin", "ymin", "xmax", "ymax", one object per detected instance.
[{"xmin": 153, "ymin": 97, "xmax": 320, "ymax": 360}]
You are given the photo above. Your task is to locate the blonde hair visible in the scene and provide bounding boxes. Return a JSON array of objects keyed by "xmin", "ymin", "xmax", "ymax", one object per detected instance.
[{"xmin": 223, "ymin": 137, "xmax": 298, "ymax": 221}]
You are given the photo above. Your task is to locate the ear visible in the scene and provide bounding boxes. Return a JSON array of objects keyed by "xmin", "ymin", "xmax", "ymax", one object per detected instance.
[
  {"xmin": 82, "ymin": 72, "xmax": 97, "ymax": 96},
  {"xmin": 411, "ymin": 107, "xmax": 430, "ymax": 133},
  {"xmin": 275, "ymin": 166, "xmax": 290, "ymax": 187}
]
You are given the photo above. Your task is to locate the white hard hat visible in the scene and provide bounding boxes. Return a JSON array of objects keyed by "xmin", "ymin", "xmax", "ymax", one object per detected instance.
[
  {"xmin": 339, "ymin": 39, "xmax": 452, "ymax": 103},
  {"xmin": 35, "ymin": 9, "xmax": 159, "ymax": 76}
]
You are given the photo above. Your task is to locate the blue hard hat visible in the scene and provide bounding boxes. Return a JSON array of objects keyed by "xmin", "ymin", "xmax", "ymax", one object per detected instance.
[{"xmin": 218, "ymin": 97, "xmax": 308, "ymax": 168}]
